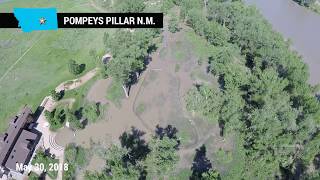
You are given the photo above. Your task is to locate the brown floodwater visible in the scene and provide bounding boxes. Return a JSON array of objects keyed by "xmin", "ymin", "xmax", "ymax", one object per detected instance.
[{"xmin": 246, "ymin": 0, "xmax": 320, "ymax": 85}]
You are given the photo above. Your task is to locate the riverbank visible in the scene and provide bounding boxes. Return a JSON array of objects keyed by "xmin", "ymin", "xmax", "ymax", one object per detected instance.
[{"xmin": 246, "ymin": 0, "xmax": 320, "ymax": 85}]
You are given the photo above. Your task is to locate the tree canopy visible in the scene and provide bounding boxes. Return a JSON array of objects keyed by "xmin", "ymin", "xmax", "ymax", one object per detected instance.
[{"xmin": 183, "ymin": 0, "xmax": 320, "ymax": 178}]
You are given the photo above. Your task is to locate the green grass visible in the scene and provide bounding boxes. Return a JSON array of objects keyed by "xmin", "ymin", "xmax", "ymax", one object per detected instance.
[
  {"xmin": 0, "ymin": 0, "xmax": 114, "ymax": 131},
  {"xmin": 28, "ymin": 172, "xmax": 40, "ymax": 180},
  {"xmin": 172, "ymin": 41, "xmax": 187, "ymax": 61},
  {"xmin": 136, "ymin": 102, "xmax": 146, "ymax": 115},
  {"xmin": 218, "ymin": 135, "xmax": 246, "ymax": 179},
  {"xmin": 214, "ymin": 149, "xmax": 233, "ymax": 165},
  {"xmin": 177, "ymin": 130, "xmax": 192, "ymax": 146},
  {"xmin": 63, "ymin": 75, "xmax": 98, "ymax": 111},
  {"xmin": 106, "ymin": 80, "xmax": 124, "ymax": 107},
  {"xmin": 174, "ymin": 64, "xmax": 180, "ymax": 73},
  {"xmin": 185, "ymin": 30, "xmax": 213, "ymax": 59},
  {"xmin": 170, "ymin": 169, "xmax": 192, "ymax": 180}
]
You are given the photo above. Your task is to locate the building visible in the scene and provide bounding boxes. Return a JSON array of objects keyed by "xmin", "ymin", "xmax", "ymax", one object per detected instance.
[{"xmin": 0, "ymin": 107, "xmax": 41, "ymax": 177}]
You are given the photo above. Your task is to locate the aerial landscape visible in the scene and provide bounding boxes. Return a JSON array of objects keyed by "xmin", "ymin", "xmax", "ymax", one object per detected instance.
[{"xmin": 0, "ymin": 0, "xmax": 320, "ymax": 179}]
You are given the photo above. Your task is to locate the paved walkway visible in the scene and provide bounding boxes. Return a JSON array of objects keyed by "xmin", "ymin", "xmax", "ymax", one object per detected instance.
[{"xmin": 35, "ymin": 69, "xmax": 98, "ymax": 180}]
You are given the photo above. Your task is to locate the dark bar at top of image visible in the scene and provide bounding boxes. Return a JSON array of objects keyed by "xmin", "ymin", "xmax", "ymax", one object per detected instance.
[
  {"xmin": 57, "ymin": 13, "xmax": 163, "ymax": 28},
  {"xmin": 0, "ymin": 13, "xmax": 19, "ymax": 28},
  {"xmin": 0, "ymin": 13, "xmax": 163, "ymax": 28}
]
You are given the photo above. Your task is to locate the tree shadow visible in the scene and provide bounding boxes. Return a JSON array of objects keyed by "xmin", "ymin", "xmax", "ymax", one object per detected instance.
[
  {"xmin": 155, "ymin": 125, "xmax": 180, "ymax": 149},
  {"xmin": 95, "ymin": 102, "xmax": 101, "ymax": 115},
  {"xmin": 218, "ymin": 120, "xmax": 225, "ymax": 137},
  {"xmin": 314, "ymin": 154, "xmax": 320, "ymax": 170},
  {"xmin": 218, "ymin": 74, "xmax": 225, "ymax": 91},
  {"xmin": 58, "ymin": 90, "xmax": 65, "ymax": 100},
  {"xmin": 33, "ymin": 106, "xmax": 45, "ymax": 120},
  {"xmin": 75, "ymin": 107, "xmax": 84, "ymax": 120},
  {"xmin": 119, "ymin": 127, "xmax": 150, "ymax": 165},
  {"xmin": 190, "ymin": 145, "xmax": 212, "ymax": 180},
  {"xmin": 147, "ymin": 44, "xmax": 157, "ymax": 54},
  {"xmin": 279, "ymin": 159, "xmax": 307, "ymax": 180},
  {"xmin": 245, "ymin": 53, "xmax": 255, "ymax": 70},
  {"xmin": 79, "ymin": 64, "xmax": 86, "ymax": 74}
]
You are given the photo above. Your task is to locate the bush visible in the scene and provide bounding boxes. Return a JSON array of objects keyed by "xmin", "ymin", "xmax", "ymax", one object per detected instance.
[
  {"xmin": 63, "ymin": 144, "xmax": 88, "ymax": 180},
  {"xmin": 83, "ymin": 103, "xmax": 100, "ymax": 123},
  {"xmin": 67, "ymin": 110, "xmax": 84, "ymax": 130},
  {"xmin": 169, "ymin": 17, "xmax": 180, "ymax": 33},
  {"xmin": 68, "ymin": 60, "xmax": 84, "ymax": 75},
  {"xmin": 45, "ymin": 108, "xmax": 66, "ymax": 131},
  {"xmin": 32, "ymin": 151, "xmax": 59, "ymax": 179},
  {"xmin": 50, "ymin": 90, "xmax": 63, "ymax": 101}
]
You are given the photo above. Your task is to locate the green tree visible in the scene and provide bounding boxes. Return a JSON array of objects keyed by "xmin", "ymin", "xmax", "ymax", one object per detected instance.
[
  {"xmin": 105, "ymin": 145, "xmax": 141, "ymax": 179},
  {"xmin": 116, "ymin": 0, "xmax": 145, "ymax": 13},
  {"xmin": 28, "ymin": 172, "xmax": 40, "ymax": 180},
  {"xmin": 168, "ymin": 16, "xmax": 180, "ymax": 33},
  {"xmin": 186, "ymin": 8, "xmax": 207, "ymax": 36},
  {"xmin": 68, "ymin": 60, "xmax": 83, "ymax": 75},
  {"xmin": 67, "ymin": 110, "xmax": 84, "ymax": 130},
  {"xmin": 63, "ymin": 144, "xmax": 88, "ymax": 180},
  {"xmin": 103, "ymin": 29, "xmax": 158, "ymax": 97},
  {"xmin": 204, "ymin": 21, "xmax": 230, "ymax": 46},
  {"xmin": 202, "ymin": 169, "xmax": 221, "ymax": 180},
  {"xmin": 50, "ymin": 90, "xmax": 62, "ymax": 101},
  {"xmin": 32, "ymin": 151, "xmax": 58, "ymax": 179},
  {"xmin": 181, "ymin": 0, "xmax": 320, "ymax": 178},
  {"xmin": 83, "ymin": 103, "xmax": 100, "ymax": 123},
  {"xmin": 45, "ymin": 108, "xmax": 66, "ymax": 131},
  {"xmin": 84, "ymin": 171, "xmax": 109, "ymax": 180},
  {"xmin": 186, "ymin": 85, "xmax": 223, "ymax": 122},
  {"xmin": 145, "ymin": 136, "xmax": 179, "ymax": 178},
  {"xmin": 162, "ymin": 0, "xmax": 175, "ymax": 13}
]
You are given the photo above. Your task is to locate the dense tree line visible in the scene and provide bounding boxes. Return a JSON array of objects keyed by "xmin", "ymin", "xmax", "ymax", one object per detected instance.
[
  {"xmin": 183, "ymin": 0, "xmax": 320, "ymax": 179},
  {"xmin": 103, "ymin": 29, "xmax": 159, "ymax": 97}
]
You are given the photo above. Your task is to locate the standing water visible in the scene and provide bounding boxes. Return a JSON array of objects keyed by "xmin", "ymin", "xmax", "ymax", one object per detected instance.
[{"xmin": 246, "ymin": 0, "xmax": 320, "ymax": 85}]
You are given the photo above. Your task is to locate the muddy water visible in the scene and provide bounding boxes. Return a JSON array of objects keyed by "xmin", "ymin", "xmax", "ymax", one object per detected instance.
[{"xmin": 246, "ymin": 0, "xmax": 320, "ymax": 85}]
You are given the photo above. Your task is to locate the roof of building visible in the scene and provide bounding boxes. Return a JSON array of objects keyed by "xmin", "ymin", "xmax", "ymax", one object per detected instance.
[
  {"xmin": 5, "ymin": 130, "xmax": 38, "ymax": 170},
  {"xmin": 0, "ymin": 107, "xmax": 39, "ymax": 171}
]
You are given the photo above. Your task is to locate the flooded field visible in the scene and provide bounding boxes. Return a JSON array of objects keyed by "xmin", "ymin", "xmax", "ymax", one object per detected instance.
[{"xmin": 55, "ymin": 27, "xmax": 233, "ymax": 175}]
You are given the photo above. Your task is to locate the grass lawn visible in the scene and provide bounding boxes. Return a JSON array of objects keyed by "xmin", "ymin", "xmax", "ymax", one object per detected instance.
[
  {"xmin": 135, "ymin": 102, "xmax": 146, "ymax": 115},
  {"xmin": 63, "ymin": 75, "xmax": 99, "ymax": 112},
  {"xmin": 0, "ymin": 0, "xmax": 113, "ymax": 131},
  {"xmin": 185, "ymin": 30, "xmax": 213, "ymax": 60},
  {"xmin": 106, "ymin": 80, "xmax": 124, "ymax": 107}
]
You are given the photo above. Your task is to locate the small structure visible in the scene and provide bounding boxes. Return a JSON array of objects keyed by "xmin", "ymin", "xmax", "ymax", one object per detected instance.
[
  {"xmin": 102, "ymin": 53, "xmax": 112, "ymax": 64},
  {"xmin": 0, "ymin": 107, "xmax": 41, "ymax": 178}
]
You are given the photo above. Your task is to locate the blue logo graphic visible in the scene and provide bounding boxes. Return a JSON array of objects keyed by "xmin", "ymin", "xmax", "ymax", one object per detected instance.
[{"xmin": 13, "ymin": 8, "xmax": 58, "ymax": 32}]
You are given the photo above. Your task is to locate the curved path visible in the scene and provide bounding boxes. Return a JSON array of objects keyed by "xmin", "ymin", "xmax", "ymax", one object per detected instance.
[{"xmin": 55, "ymin": 68, "xmax": 98, "ymax": 92}]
